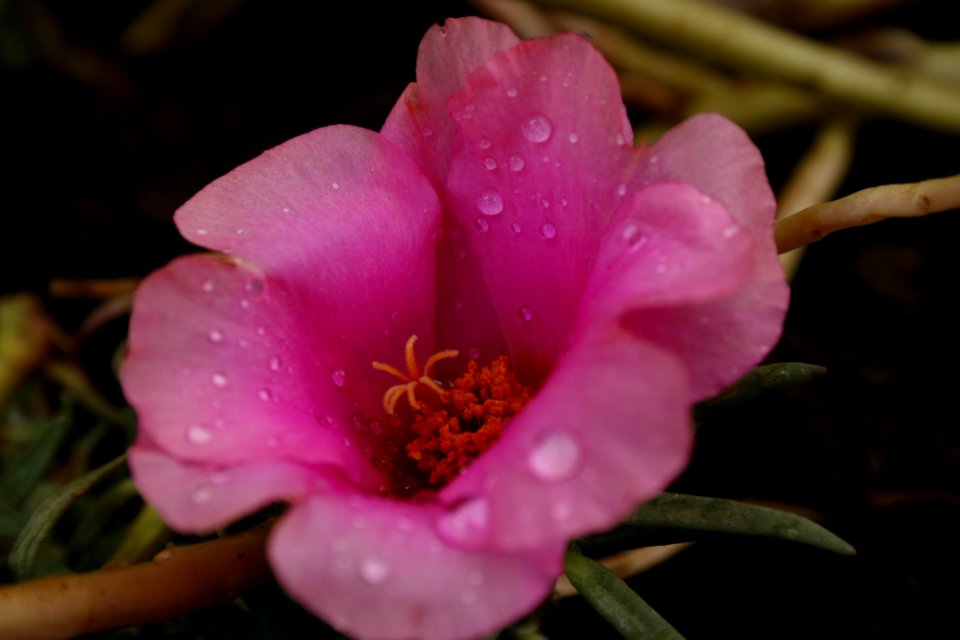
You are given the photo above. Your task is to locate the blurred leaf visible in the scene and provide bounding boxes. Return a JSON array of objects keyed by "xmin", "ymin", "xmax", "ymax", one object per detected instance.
[
  {"xmin": 579, "ymin": 492, "xmax": 855, "ymax": 557},
  {"xmin": 9, "ymin": 454, "xmax": 126, "ymax": 580},
  {"xmin": 0, "ymin": 404, "xmax": 72, "ymax": 508},
  {"xmin": 0, "ymin": 503, "xmax": 25, "ymax": 538},
  {"xmin": 0, "ymin": 294, "xmax": 55, "ymax": 406},
  {"xmin": 565, "ymin": 546, "xmax": 685, "ymax": 640},
  {"xmin": 105, "ymin": 503, "xmax": 172, "ymax": 567},
  {"xmin": 694, "ymin": 362, "xmax": 827, "ymax": 422}
]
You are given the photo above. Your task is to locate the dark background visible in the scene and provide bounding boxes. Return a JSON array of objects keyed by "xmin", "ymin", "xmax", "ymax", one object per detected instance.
[{"xmin": 3, "ymin": 1, "xmax": 958, "ymax": 638}]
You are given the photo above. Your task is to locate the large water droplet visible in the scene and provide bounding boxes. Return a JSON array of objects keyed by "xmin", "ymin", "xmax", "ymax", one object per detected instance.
[
  {"xmin": 528, "ymin": 432, "xmax": 582, "ymax": 482},
  {"xmin": 331, "ymin": 369, "xmax": 347, "ymax": 387},
  {"xmin": 540, "ymin": 223, "xmax": 557, "ymax": 239},
  {"xmin": 211, "ymin": 372, "xmax": 229, "ymax": 388},
  {"xmin": 522, "ymin": 113, "xmax": 553, "ymax": 143},
  {"xmin": 186, "ymin": 424, "xmax": 212, "ymax": 445},
  {"xmin": 518, "ymin": 305, "xmax": 534, "ymax": 322},
  {"xmin": 476, "ymin": 190, "xmax": 504, "ymax": 216},
  {"xmin": 483, "ymin": 157, "xmax": 498, "ymax": 171},
  {"xmin": 360, "ymin": 557, "xmax": 391, "ymax": 584},
  {"xmin": 437, "ymin": 497, "xmax": 490, "ymax": 546},
  {"xmin": 508, "ymin": 155, "xmax": 525, "ymax": 172}
]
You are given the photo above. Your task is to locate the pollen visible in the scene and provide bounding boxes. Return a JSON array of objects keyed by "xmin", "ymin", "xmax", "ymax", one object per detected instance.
[{"xmin": 407, "ymin": 355, "xmax": 532, "ymax": 487}]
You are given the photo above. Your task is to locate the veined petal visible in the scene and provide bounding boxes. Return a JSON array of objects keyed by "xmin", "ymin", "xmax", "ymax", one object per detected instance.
[
  {"xmin": 439, "ymin": 325, "xmax": 692, "ymax": 552},
  {"xmin": 128, "ymin": 440, "xmax": 331, "ymax": 533},
  {"xmin": 630, "ymin": 114, "xmax": 790, "ymax": 400},
  {"xmin": 443, "ymin": 32, "xmax": 634, "ymax": 381},
  {"xmin": 121, "ymin": 254, "xmax": 381, "ymax": 487},
  {"xmin": 270, "ymin": 492, "xmax": 563, "ymax": 640}
]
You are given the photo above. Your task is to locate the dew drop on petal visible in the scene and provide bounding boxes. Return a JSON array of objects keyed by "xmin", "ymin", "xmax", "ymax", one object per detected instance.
[
  {"xmin": 196, "ymin": 228, "xmax": 209, "ymax": 236},
  {"xmin": 360, "ymin": 557, "xmax": 391, "ymax": 584},
  {"xmin": 331, "ymin": 181, "xmax": 341, "ymax": 190},
  {"xmin": 723, "ymin": 224, "xmax": 740, "ymax": 239},
  {"xmin": 257, "ymin": 388, "xmax": 273, "ymax": 402},
  {"xmin": 208, "ymin": 329, "xmax": 224, "ymax": 343},
  {"xmin": 467, "ymin": 346, "xmax": 481, "ymax": 360},
  {"xmin": 518, "ymin": 305, "xmax": 534, "ymax": 322},
  {"xmin": 616, "ymin": 183, "xmax": 627, "ymax": 197},
  {"xmin": 422, "ymin": 127, "xmax": 434, "ymax": 138},
  {"xmin": 437, "ymin": 497, "xmax": 490, "ymax": 545},
  {"xmin": 245, "ymin": 278, "xmax": 264, "ymax": 295},
  {"xmin": 211, "ymin": 372, "xmax": 229, "ymax": 387},
  {"xmin": 269, "ymin": 356, "xmax": 282, "ymax": 372},
  {"xmin": 508, "ymin": 155, "xmax": 525, "ymax": 172},
  {"xmin": 186, "ymin": 424, "xmax": 212, "ymax": 445},
  {"xmin": 191, "ymin": 484, "xmax": 214, "ymax": 504},
  {"xmin": 615, "ymin": 133, "xmax": 625, "ymax": 146},
  {"xmin": 478, "ymin": 138, "xmax": 492, "ymax": 150},
  {"xmin": 201, "ymin": 279, "xmax": 215, "ymax": 293},
  {"xmin": 623, "ymin": 223, "xmax": 649, "ymax": 250},
  {"xmin": 475, "ymin": 218, "xmax": 490, "ymax": 233},
  {"xmin": 483, "ymin": 157, "xmax": 497, "ymax": 170},
  {"xmin": 506, "ymin": 87, "xmax": 518, "ymax": 97},
  {"xmin": 522, "ymin": 113, "xmax": 553, "ymax": 143},
  {"xmin": 476, "ymin": 190, "xmax": 504, "ymax": 216},
  {"xmin": 331, "ymin": 369, "xmax": 347, "ymax": 387},
  {"xmin": 256, "ymin": 327, "xmax": 266, "ymax": 337},
  {"xmin": 528, "ymin": 432, "xmax": 582, "ymax": 482},
  {"xmin": 540, "ymin": 223, "xmax": 557, "ymax": 239},
  {"xmin": 511, "ymin": 222, "xmax": 522, "ymax": 234},
  {"xmin": 568, "ymin": 132, "xmax": 579, "ymax": 143}
]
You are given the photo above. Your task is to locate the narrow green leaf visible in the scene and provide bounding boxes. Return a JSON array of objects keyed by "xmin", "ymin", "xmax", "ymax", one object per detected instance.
[
  {"xmin": 564, "ymin": 546, "xmax": 685, "ymax": 640},
  {"xmin": 694, "ymin": 362, "xmax": 827, "ymax": 422},
  {"xmin": 9, "ymin": 453, "xmax": 127, "ymax": 579},
  {"xmin": 0, "ymin": 405, "xmax": 72, "ymax": 507},
  {"xmin": 0, "ymin": 503, "xmax": 25, "ymax": 537},
  {"xmin": 579, "ymin": 492, "xmax": 855, "ymax": 556}
]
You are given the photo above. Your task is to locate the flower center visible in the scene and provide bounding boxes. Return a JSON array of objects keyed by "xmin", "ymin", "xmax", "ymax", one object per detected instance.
[{"xmin": 371, "ymin": 335, "xmax": 532, "ymax": 495}]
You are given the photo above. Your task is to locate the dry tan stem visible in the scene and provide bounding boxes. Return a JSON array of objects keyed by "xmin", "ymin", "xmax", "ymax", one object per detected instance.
[
  {"xmin": 533, "ymin": 0, "xmax": 960, "ymax": 134},
  {"xmin": 776, "ymin": 174, "xmax": 960, "ymax": 253},
  {"xmin": 0, "ymin": 525, "xmax": 272, "ymax": 640},
  {"xmin": 776, "ymin": 117, "xmax": 858, "ymax": 276}
]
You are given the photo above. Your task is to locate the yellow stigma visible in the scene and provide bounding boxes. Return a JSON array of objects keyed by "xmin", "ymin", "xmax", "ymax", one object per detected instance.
[{"xmin": 372, "ymin": 335, "xmax": 459, "ymax": 415}]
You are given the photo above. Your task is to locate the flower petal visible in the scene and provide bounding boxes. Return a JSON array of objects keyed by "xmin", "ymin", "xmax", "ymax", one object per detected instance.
[
  {"xmin": 630, "ymin": 114, "xmax": 790, "ymax": 400},
  {"xmin": 439, "ymin": 324, "xmax": 692, "ymax": 552},
  {"xmin": 382, "ymin": 18, "xmax": 521, "ymax": 363},
  {"xmin": 443, "ymin": 32, "xmax": 634, "ymax": 380},
  {"xmin": 121, "ymin": 254, "xmax": 381, "ymax": 487},
  {"xmin": 270, "ymin": 492, "xmax": 562, "ymax": 640},
  {"xmin": 128, "ymin": 438, "xmax": 328, "ymax": 533}
]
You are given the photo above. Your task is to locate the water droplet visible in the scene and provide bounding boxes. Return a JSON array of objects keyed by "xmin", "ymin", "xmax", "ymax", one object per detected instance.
[
  {"xmin": 478, "ymin": 138, "xmax": 491, "ymax": 150},
  {"xmin": 191, "ymin": 484, "xmax": 214, "ymax": 504},
  {"xmin": 467, "ymin": 346, "xmax": 481, "ymax": 360},
  {"xmin": 245, "ymin": 278, "xmax": 264, "ymax": 295},
  {"xmin": 540, "ymin": 223, "xmax": 557, "ymax": 239},
  {"xmin": 186, "ymin": 424, "xmax": 212, "ymax": 445},
  {"xmin": 331, "ymin": 181, "xmax": 341, "ymax": 190},
  {"xmin": 538, "ymin": 73, "xmax": 548, "ymax": 82},
  {"xmin": 508, "ymin": 155, "xmax": 525, "ymax": 172},
  {"xmin": 196, "ymin": 228, "xmax": 209, "ymax": 236},
  {"xmin": 208, "ymin": 329, "xmax": 224, "ymax": 343},
  {"xmin": 201, "ymin": 279, "xmax": 215, "ymax": 293},
  {"xmin": 528, "ymin": 432, "xmax": 581, "ymax": 482},
  {"xmin": 211, "ymin": 372, "xmax": 229, "ymax": 387},
  {"xmin": 511, "ymin": 222, "xmax": 522, "ymax": 234},
  {"xmin": 616, "ymin": 183, "xmax": 627, "ymax": 197},
  {"xmin": 623, "ymin": 223, "xmax": 649, "ymax": 250},
  {"xmin": 476, "ymin": 189, "xmax": 504, "ymax": 216},
  {"xmin": 239, "ymin": 298, "xmax": 251, "ymax": 310},
  {"xmin": 282, "ymin": 206, "xmax": 291, "ymax": 213},
  {"xmin": 269, "ymin": 356, "xmax": 282, "ymax": 371},
  {"xmin": 331, "ymin": 369, "xmax": 347, "ymax": 387},
  {"xmin": 649, "ymin": 153, "xmax": 660, "ymax": 164},
  {"xmin": 541, "ymin": 199, "xmax": 551, "ymax": 209},
  {"xmin": 506, "ymin": 87, "xmax": 518, "ymax": 97},
  {"xmin": 235, "ymin": 227, "xmax": 246, "ymax": 235},
  {"xmin": 723, "ymin": 224, "xmax": 740, "ymax": 239},
  {"xmin": 255, "ymin": 327, "xmax": 266, "ymax": 337},
  {"xmin": 422, "ymin": 127, "xmax": 434, "ymax": 137},
  {"xmin": 522, "ymin": 113, "xmax": 553, "ymax": 143},
  {"xmin": 238, "ymin": 338, "xmax": 250, "ymax": 349},
  {"xmin": 474, "ymin": 218, "xmax": 490, "ymax": 233},
  {"xmin": 482, "ymin": 157, "xmax": 498, "ymax": 171},
  {"xmin": 518, "ymin": 305, "xmax": 534, "ymax": 321},
  {"xmin": 360, "ymin": 557, "xmax": 390, "ymax": 584},
  {"xmin": 560, "ymin": 198, "xmax": 569, "ymax": 207},
  {"xmin": 568, "ymin": 132, "xmax": 579, "ymax": 143},
  {"xmin": 257, "ymin": 388, "xmax": 273, "ymax": 402},
  {"xmin": 615, "ymin": 133, "xmax": 625, "ymax": 146},
  {"xmin": 437, "ymin": 497, "xmax": 490, "ymax": 545}
]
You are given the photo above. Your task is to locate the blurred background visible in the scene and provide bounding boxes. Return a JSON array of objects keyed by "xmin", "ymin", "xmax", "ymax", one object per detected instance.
[{"xmin": 2, "ymin": 0, "xmax": 959, "ymax": 637}]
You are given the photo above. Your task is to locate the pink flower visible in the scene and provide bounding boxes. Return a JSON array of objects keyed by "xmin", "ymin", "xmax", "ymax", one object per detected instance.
[{"xmin": 121, "ymin": 17, "xmax": 788, "ymax": 640}]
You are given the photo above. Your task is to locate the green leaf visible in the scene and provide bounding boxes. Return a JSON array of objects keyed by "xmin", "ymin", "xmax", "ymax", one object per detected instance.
[
  {"xmin": 8, "ymin": 453, "xmax": 127, "ymax": 579},
  {"xmin": 564, "ymin": 546, "xmax": 685, "ymax": 640},
  {"xmin": 0, "ymin": 404, "xmax": 72, "ymax": 508},
  {"xmin": 694, "ymin": 362, "xmax": 827, "ymax": 422},
  {"xmin": 579, "ymin": 492, "xmax": 855, "ymax": 557}
]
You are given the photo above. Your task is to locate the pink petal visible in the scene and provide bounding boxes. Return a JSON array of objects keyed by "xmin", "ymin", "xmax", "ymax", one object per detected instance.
[
  {"xmin": 121, "ymin": 254, "xmax": 381, "ymax": 488},
  {"xmin": 629, "ymin": 114, "xmax": 790, "ymax": 400},
  {"xmin": 443, "ymin": 32, "xmax": 635, "ymax": 381},
  {"xmin": 269, "ymin": 493, "xmax": 563, "ymax": 640},
  {"xmin": 439, "ymin": 324, "xmax": 692, "ymax": 552},
  {"xmin": 382, "ymin": 18, "xmax": 521, "ymax": 363},
  {"xmin": 128, "ymin": 439, "xmax": 328, "ymax": 533}
]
